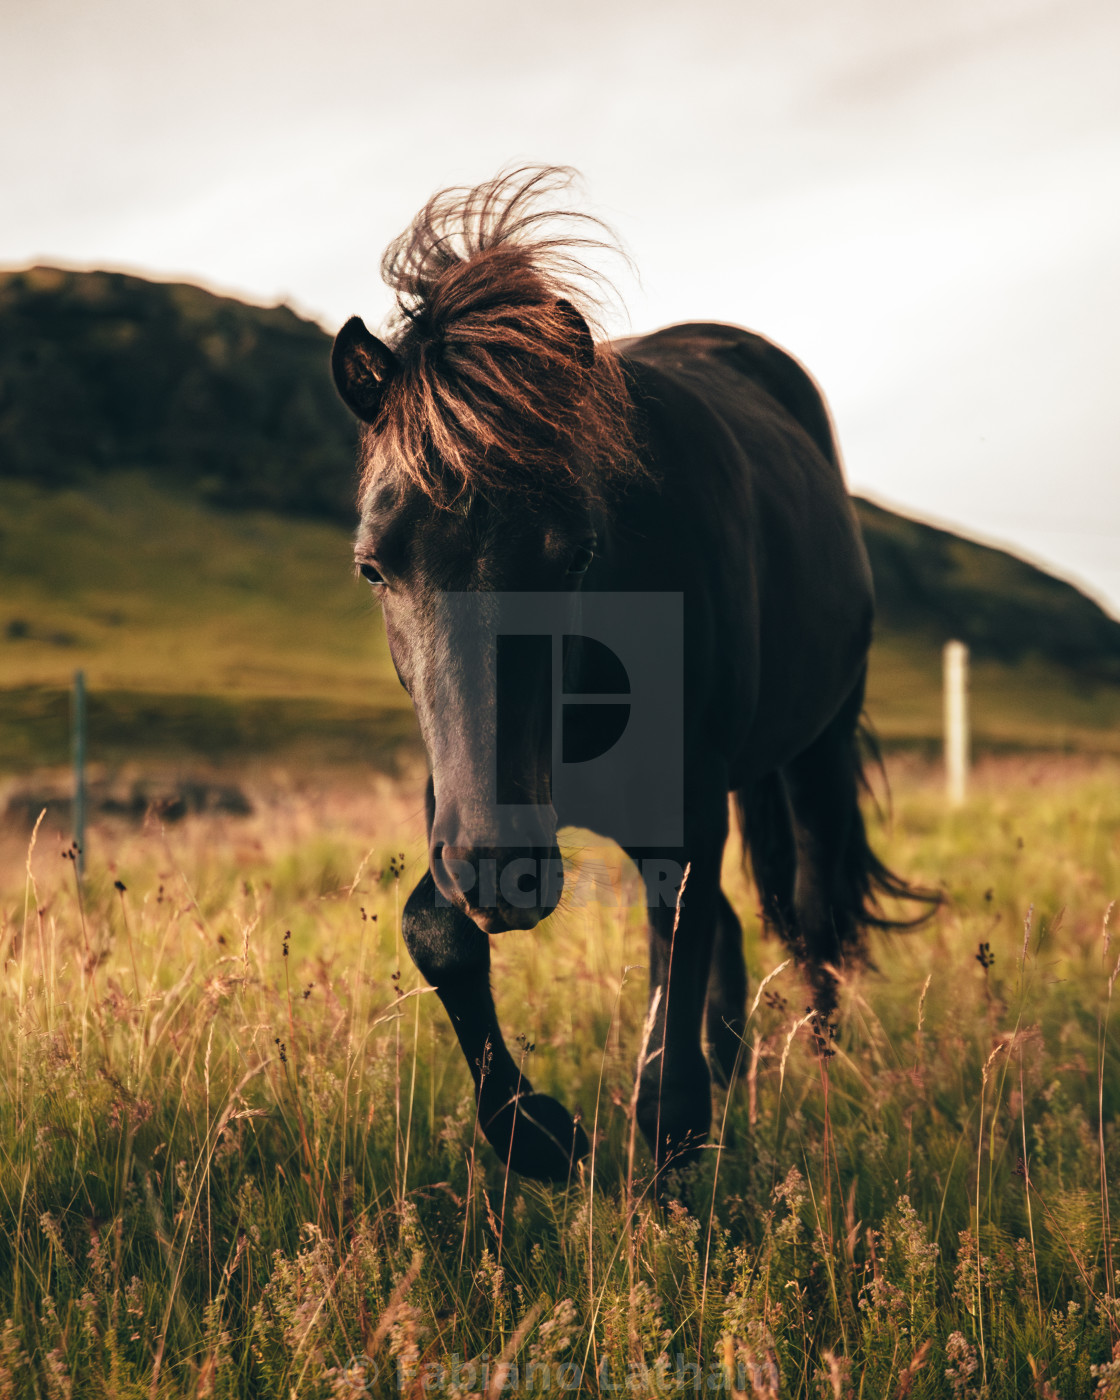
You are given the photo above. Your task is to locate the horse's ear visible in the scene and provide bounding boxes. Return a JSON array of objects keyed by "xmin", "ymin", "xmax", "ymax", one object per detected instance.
[
  {"xmin": 331, "ymin": 316, "xmax": 398, "ymax": 424},
  {"xmin": 555, "ymin": 299, "xmax": 595, "ymax": 372}
]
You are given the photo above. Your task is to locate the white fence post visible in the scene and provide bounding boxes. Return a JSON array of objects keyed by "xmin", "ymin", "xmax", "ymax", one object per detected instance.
[{"xmin": 943, "ymin": 640, "xmax": 969, "ymax": 806}]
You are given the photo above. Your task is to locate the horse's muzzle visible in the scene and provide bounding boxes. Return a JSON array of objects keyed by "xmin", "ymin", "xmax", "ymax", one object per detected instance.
[{"xmin": 430, "ymin": 843, "xmax": 564, "ymax": 932}]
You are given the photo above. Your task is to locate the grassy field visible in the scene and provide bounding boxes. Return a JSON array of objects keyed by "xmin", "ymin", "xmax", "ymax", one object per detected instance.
[
  {"xmin": 0, "ymin": 477, "xmax": 393, "ymax": 700},
  {"xmin": 1, "ymin": 757, "xmax": 1119, "ymax": 1396},
  {"xmin": 0, "ymin": 475, "xmax": 414, "ymax": 773},
  {"xmin": 5, "ymin": 475, "xmax": 1120, "ymax": 779}
]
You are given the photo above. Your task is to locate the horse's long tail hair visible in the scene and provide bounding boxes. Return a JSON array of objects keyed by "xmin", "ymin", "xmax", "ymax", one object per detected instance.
[
  {"xmin": 851, "ymin": 718, "xmax": 943, "ymax": 931},
  {"xmin": 727, "ymin": 339, "xmax": 941, "ymax": 983},
  {"xmin": 735, "ymin": 708, "xmax": 942, "ymax": 995}
]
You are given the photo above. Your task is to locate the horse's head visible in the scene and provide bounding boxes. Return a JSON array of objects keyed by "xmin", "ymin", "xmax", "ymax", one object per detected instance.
[
  {"xmin": 330, "ymin": 169, "xmax": 640, "ymax": 933},
  {"xmin": 345, "ymin": 462, "xmax": 598, "ymax": 932}
]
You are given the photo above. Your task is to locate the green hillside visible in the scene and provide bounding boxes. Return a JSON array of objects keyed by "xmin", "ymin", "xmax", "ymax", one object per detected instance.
[
  {"xmin": 0, "ymin": 474, "xmax": 416, "ymax": 772},
  {"xmin": 2, "ymin": 265, "xmax": 1118, "ymax": 771},
  {"xmin": 858, "ymin": 498, "xmax": 1120, "ymax": 680},
  {"xmin": 0, "ymin": 266, "xmax": 358, "ymax": 518},
  {"xmin": 857, "ymin": 500, "xmax": 1120, "ymax": 749}
]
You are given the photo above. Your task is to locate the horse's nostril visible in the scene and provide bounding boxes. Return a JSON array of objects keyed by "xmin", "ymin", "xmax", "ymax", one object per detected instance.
[{"xmin": 433, "ymin": 843, "xmax": 476, "ymax": 898}]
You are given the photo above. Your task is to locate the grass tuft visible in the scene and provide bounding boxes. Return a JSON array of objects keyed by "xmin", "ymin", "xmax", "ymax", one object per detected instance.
[{"xmin": 1, "ymin": 758, "xmax": 1119, "ymax": 1395}]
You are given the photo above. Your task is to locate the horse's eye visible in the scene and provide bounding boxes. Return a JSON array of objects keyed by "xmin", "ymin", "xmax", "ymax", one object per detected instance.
[
  {"xmin": 567, "ymin": 546, "xmax": 595, "ymax": 576},
  {"xmin": 358, "ymin": 562, "xmax": 384, "ymax": 586}
]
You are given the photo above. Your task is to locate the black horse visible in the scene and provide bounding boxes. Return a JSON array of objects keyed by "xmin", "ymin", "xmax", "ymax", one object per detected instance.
[{"xmin": 331, "ymin": 168, "xmax": 932, "ymax": 1183}]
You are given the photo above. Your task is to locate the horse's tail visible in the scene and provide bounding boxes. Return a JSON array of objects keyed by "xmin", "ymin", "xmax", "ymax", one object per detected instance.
[
  {"xmin": 734, "ymin": 707, "xmax": 941, "ymax": 989},
  {"xmin": 848, "ymin": 716, "xmax": 943, "ymax": 934}
]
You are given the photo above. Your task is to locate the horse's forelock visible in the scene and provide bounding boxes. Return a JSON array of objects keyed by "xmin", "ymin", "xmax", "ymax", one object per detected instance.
[{"xmin": 360, "ymin": 167, "xmax": 642, "ymax": 510}]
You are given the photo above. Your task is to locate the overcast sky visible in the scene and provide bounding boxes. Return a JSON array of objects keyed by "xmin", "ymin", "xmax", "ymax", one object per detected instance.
[{"xmin": 4, "ymin": 0, "xmax": 1118, "ymax": 613}]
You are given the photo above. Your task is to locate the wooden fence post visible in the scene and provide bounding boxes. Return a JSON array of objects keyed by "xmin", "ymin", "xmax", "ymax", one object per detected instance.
[{"xmin": 943, "ymin": 640, "xmax": 969, "ymax": 806}]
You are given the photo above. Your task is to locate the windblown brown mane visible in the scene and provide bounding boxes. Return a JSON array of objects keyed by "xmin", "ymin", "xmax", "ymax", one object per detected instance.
[{"xmin": 362, "ymin": 166, "xmax": 642, "ymax": 507}]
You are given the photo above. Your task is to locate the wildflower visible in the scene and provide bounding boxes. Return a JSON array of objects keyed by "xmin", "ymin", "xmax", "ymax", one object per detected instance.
[
  {"xmin": 944, "ymin": 1331, "xmax": 981, "ymax": 1400},
  {"xmin": 529, "ymin": 1298, "xmax": 577, "ymax": 1367},
  {"xmin": 77, "ymin": 1288, "xmax": 98, "ymax": 1343},
  {"xmin": 1091, "ymin": 1340, "xmax": 1120, "ymax": 1398},
  {"xmin": 0, "ymin": 1320, "xmax": 28, "ymax": 1400},
  {"xmin": 772, "ymin": 1166, "xmax": 807, "ymax": 1252},
  {"xmin": 39, "ymin": 1213, "xmax": 66, "ymax": 1258},
  {"xmin": 889, "ymin": 1195, "xmax": 939, "ymax": 1296},
  {"xmin": 43, "ymin": 1348, "xmax": 72, "ymax": 1400},
  {"xmin": 323, "ymin": 1361, "xmax": 376, "ymax": 1397},
  {"xmin": 475, "ymin": 1245, "xmax": 505, "ymax": 1307}
]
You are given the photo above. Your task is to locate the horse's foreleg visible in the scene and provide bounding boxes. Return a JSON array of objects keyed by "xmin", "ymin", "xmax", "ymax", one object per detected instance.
[
  {"xmin": 402, "ymin": 871, "xmax": 589, "ymax": 1182},
  {"xmin": 630, "ymin": 837, "xmax": 725, "ymax": 1178}
]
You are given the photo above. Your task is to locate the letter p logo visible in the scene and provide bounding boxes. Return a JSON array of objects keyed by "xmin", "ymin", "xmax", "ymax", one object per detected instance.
[{"xmin": 487, "ymin": 592, "xmax": 683, "ymax": 846}]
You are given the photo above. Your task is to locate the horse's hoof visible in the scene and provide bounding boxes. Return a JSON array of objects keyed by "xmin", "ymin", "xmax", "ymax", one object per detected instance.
[{"xmin": 482, "ymin": 1092, "xmax": 589, "ymax": 1183}]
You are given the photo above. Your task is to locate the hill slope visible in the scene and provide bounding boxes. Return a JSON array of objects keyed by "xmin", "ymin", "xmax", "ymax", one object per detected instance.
[
  {"xmin": 857, "ymin": 499, "xmax": 1120, "ymax": 679},
  {"xmin": 2, "ymin": 265, "xmax": 1118, "ymax": 768},
  {"xmin": 0, "ymin": 266, "xmax": 359, "ymax": 519},
  {"xmin": 0, "ymin": 474, "xmax": 416, "ymax": 772}
]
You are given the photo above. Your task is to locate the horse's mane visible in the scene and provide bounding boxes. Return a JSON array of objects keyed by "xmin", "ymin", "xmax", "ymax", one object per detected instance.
[{"xmin": 363, "ymin": 166, "xmax": 642, "ymax": 508}]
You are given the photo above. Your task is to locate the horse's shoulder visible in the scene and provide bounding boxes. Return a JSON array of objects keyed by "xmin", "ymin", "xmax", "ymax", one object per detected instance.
[{"xmin": 613, "ymin": 321, "xmax": 837, "ymax": 467}]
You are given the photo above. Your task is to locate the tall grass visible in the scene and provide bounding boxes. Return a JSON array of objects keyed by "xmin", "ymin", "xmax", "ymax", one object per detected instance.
[{"xmin": 1, "ymin": 757, "xmax": 1119, "ymax": 1397}]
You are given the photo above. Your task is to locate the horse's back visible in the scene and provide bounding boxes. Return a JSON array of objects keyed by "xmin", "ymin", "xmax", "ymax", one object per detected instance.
[
  {"xmin": 614, "ymin": 321, "xmax": 874, "ymax": 780},
  {"xmin": 613, "ymin": 321, "xmax": 839, "ymax": 469}
]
